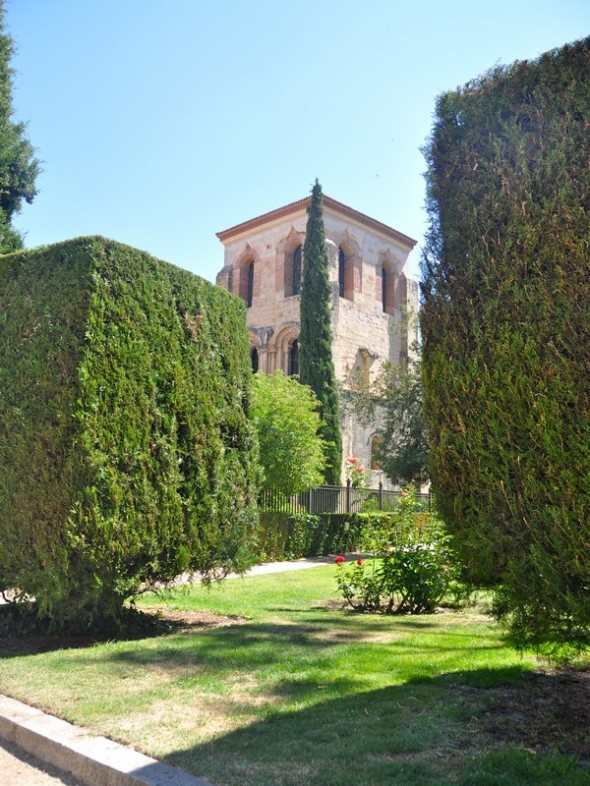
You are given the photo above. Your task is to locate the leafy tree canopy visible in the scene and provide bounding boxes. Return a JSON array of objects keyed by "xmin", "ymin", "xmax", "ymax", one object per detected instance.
[
  {"xmin": 374, "ymin": 356, "xmax": 429, "ymax": 487},
  {"xmin": 0, "ymin": 2, "xmax": 39, "ymax": 252},
  {"xmin": 251, "ymin": 370, "xmax": 326, "ymax": 496},
  {"xmin": 341, "ymin": 313, "xmax": 429, "ymax": 488}
]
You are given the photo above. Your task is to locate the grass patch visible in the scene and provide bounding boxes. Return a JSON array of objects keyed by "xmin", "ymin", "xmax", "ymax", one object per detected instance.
[{"xmin": 1, "ymin": 566, "xmax": 589, "ymax": 785}]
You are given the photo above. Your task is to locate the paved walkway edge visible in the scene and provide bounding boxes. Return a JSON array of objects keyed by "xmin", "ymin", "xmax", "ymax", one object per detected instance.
[{"xmin": 0, "ymin": 694, "xmax": 212, "ymax": 786}]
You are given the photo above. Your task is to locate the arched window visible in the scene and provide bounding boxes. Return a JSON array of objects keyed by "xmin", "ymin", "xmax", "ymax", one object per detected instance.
[
  {"xmin": 288, "ymin": 339, "xmax": 299, "ymax": 376},
  {"xmin": 250, "ymin": 347, "xmax": 259, "ymax": 373},
  {"xmin": 370, "ymin": 435, "xmax": 383, "ymax": 470},
  {"xmin": 246, "ymin": 261, "xmax": 254, "ymax": 308},
  {"xmin": 338, "ymin": 247, "xmax": 346, "ymax": 298},
  {"xmin": 381, "ymin": 264, "xmax": 395, "ymax": 314},
  {"xmin": 281, "ymin": 231, "xmax": 305, "ymax": 298},
  {"xmin": 338, "ymin": 246, "xmax": 355, "ymax": 300},
  {"xmin": 292, "ymin": 245, "xmax": 302, "ymax": 296}
]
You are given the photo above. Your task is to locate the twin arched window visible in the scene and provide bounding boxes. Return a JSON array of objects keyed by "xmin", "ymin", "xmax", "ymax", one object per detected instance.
[
  {"xmin": 338, "ymin": 247, "xmax": 354, "ymax": 300},
  {"xmin": 370, "ymin": 435, "xmax": 383, "ymax": 470},
  {"xmin": 239, "ymin": 260, "xmax": 255, "ymax": 307},
  {"xmin": 285, "ymin": 245, "xmax": 302, "ymax": 297},
  {"xmin": 382, "ymin": 265, "xmax": 389, "ymax": 312},
  {"xmin": 338, "ymin": 248, "xmax": 346, "ymax": 298}
]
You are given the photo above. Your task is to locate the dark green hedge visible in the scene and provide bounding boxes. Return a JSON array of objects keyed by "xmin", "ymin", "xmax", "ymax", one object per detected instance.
[
  {"xmin": 256, "ymin": 511, "xmax": 440, "ymax": 561},
  {"xmin": 0, "ymin": 236, "xmax": 258, "ymax": 628},
  {"xmin": 257, "ymin": 513, "xmax": 365, "ymax": 560},
  {"xmin": 420, "ymin": 38, "xmax": 590, "ymax": 649}
]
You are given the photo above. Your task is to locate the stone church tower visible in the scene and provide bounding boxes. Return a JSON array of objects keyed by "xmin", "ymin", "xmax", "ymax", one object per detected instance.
[{"xmin": 216, "ymin": 194, "xmax": 418, "ymax": 489}]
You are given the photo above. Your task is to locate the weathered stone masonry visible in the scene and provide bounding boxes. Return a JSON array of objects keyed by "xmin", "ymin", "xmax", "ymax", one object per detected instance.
[{"xmin": 216, "ymin": 195, "xmax": 418, "ymax": 489}]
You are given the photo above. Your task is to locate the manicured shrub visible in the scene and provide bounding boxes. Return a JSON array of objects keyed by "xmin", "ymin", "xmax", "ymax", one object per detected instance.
[
  {"xmin": 257, "ymin": 512, "xmax": 365, "ymax": 560},
  {"xmin": 0, "ymin": 237, "xmax": 258, "ymax": 630},
  {"xmin": 420, "ymin": 38, "xmax": 590, "ymax": 649}
]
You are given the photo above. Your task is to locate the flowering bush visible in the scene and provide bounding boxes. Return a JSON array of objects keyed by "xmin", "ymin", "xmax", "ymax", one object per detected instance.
[
  {"xmin": 335, "ymin": 485, "xmax": 461, "ymax": 614},
  {"xmin": 345, "ymin": 457, "xmax": 367, "ymax": 489},
  {"xmin": 335, "ymin": 556, "xmax": 382, "ymax": 611}
]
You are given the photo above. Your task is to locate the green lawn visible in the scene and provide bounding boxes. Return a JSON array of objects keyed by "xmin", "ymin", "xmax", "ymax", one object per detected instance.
[{"xmin": 1, "ymin": 566, "xmax": 588, "ymax": 786}]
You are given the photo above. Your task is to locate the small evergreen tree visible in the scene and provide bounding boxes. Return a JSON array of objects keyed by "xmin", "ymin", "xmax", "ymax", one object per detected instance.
[
  {"xmin": 299, "ymin": 180, "xmax": 342, "ymax": 485},
  {"xmin": 0, "ymin": 3, "xmax": 39, "ymax": 251}
]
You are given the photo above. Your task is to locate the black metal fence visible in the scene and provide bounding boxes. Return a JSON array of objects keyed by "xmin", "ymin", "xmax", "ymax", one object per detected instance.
[{"xmin": 259, "ymin": 481, "xmax": 432, "ymax": 515}]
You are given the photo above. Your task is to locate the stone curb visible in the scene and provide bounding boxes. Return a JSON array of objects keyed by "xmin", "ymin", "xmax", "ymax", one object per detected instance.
[{"xmin": 0, "ymin": 694, "xmax": 212, "ymax": 786}]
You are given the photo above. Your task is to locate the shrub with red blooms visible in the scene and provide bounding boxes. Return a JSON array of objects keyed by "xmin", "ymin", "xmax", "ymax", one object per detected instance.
[{"xmin": 335, "ymin": 485, "xmax": 462, "ymax": 614}]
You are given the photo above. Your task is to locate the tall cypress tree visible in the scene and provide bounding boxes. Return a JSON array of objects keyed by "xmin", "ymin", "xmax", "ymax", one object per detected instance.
[
  {"xmin": 421, "ymin": 38, "xmax": 590, "ymax": 650},
  {"xmin": 0, "ymin": 2, "xmax": 39, "ymax": 252},
  {"xmin": 299, "ymin": 180, "xmax": 342, "ymax": 485}
]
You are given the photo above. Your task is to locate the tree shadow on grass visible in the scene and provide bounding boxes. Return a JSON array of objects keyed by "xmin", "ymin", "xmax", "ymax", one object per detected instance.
[
  {"xmin": 160, "ymin": 668, "xmax": 590, "ymax": 786},
  {"xmin": 52, "ymin": 615, "xmax": 512, "ymax": 683},
  {"xmin": 0, "ymin": 602, "xmax": 224, "ymax": 657},
  {"xmin": 272, "ymin": 604, "xmax": 486, "ymax": 633},
  {"xmin": 3, "ymin": 602, "xmax": 589, "ymax": 785},
  {"xmin": 0, "ymin": 600, "xmax": 505, "ymax": 665}
]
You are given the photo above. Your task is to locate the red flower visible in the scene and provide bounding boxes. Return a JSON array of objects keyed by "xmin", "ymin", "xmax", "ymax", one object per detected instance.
[
  {"xmin": 334, "ymin": 556, "xmax": 345, "ymax": 564},
  {"xmin": 346, "ymin": 457, "xmax": 358, "ymax": 464},
  {"xmin": 356, "ymin": 559, "xmax": 363, "ymax": 566}
]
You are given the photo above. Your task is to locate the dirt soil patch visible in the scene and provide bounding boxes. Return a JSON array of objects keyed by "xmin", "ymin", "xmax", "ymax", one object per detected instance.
[
  {"xmin": 469, "ymin": 668, "xmax": 590, "ymax": 762},
  {"xmin": 146, "ymin": 606, "xmax": 249, "ymax": 630}
]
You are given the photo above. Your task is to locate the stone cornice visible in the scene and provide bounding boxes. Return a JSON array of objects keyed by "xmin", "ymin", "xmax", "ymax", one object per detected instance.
[{"xmin": 216, "ymin": 195, "xmax": 417, "ymax": 250}]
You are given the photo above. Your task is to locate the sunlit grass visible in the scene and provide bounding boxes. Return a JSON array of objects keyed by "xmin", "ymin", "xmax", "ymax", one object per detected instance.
[{"xmin": 1, "ymin": 566, "xmax": 587, "ymax": 786}]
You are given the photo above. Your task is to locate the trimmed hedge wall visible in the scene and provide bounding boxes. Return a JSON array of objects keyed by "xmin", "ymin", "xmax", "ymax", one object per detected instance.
[
  {"xmin": 0, "ymin": 237, "xmax": 258, "ymax": 627},
  {"xmin": 257, "ymin": 513, "xmax": 364, "ymax": 560},
  {"xmin": 257, "ymin": 511, "xmax": 440, "ymax": 561},
  {"xmin": 420, "ymin": 38, "xmax": 590, "ymax": 648}
]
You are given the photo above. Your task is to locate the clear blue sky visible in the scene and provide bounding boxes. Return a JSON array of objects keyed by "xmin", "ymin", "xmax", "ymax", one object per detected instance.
[{"xmin": 6, "ymin": 0, "xmax": 589, "ymax": 283}]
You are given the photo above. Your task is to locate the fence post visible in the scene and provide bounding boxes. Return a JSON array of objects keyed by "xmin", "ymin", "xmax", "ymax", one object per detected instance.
[
  {"xmin": 308, "ymin": 487, "xmax": 313, "ymax": 514},
  {"xmin": 379, "ymin": 481, "xmax": 383, "ymax": 510},
  {"xmin": 346, "ymin": 478, "xmax": 351, "ymax": 514}
]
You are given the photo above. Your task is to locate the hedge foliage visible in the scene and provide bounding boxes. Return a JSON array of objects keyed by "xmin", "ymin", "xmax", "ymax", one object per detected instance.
[
  {"xmin": 256, "ymin": 510, "xmax": 439, "ymax": 562},
  {"xmin": 257, "ymin": 512, "xmax": 364, "ymax": 561},
  {"xmin": 420, "ymin": 38, "xmax": 590, "ymax": 649},
  {"xmin": 0, "ymin": 237, "xmax": 258, "ymax": 629}
]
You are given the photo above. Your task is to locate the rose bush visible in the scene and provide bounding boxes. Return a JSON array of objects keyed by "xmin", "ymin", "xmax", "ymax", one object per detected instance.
[{"xmin": 335, "ymin": 486, "xmax": 463, "ymax": 614}]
